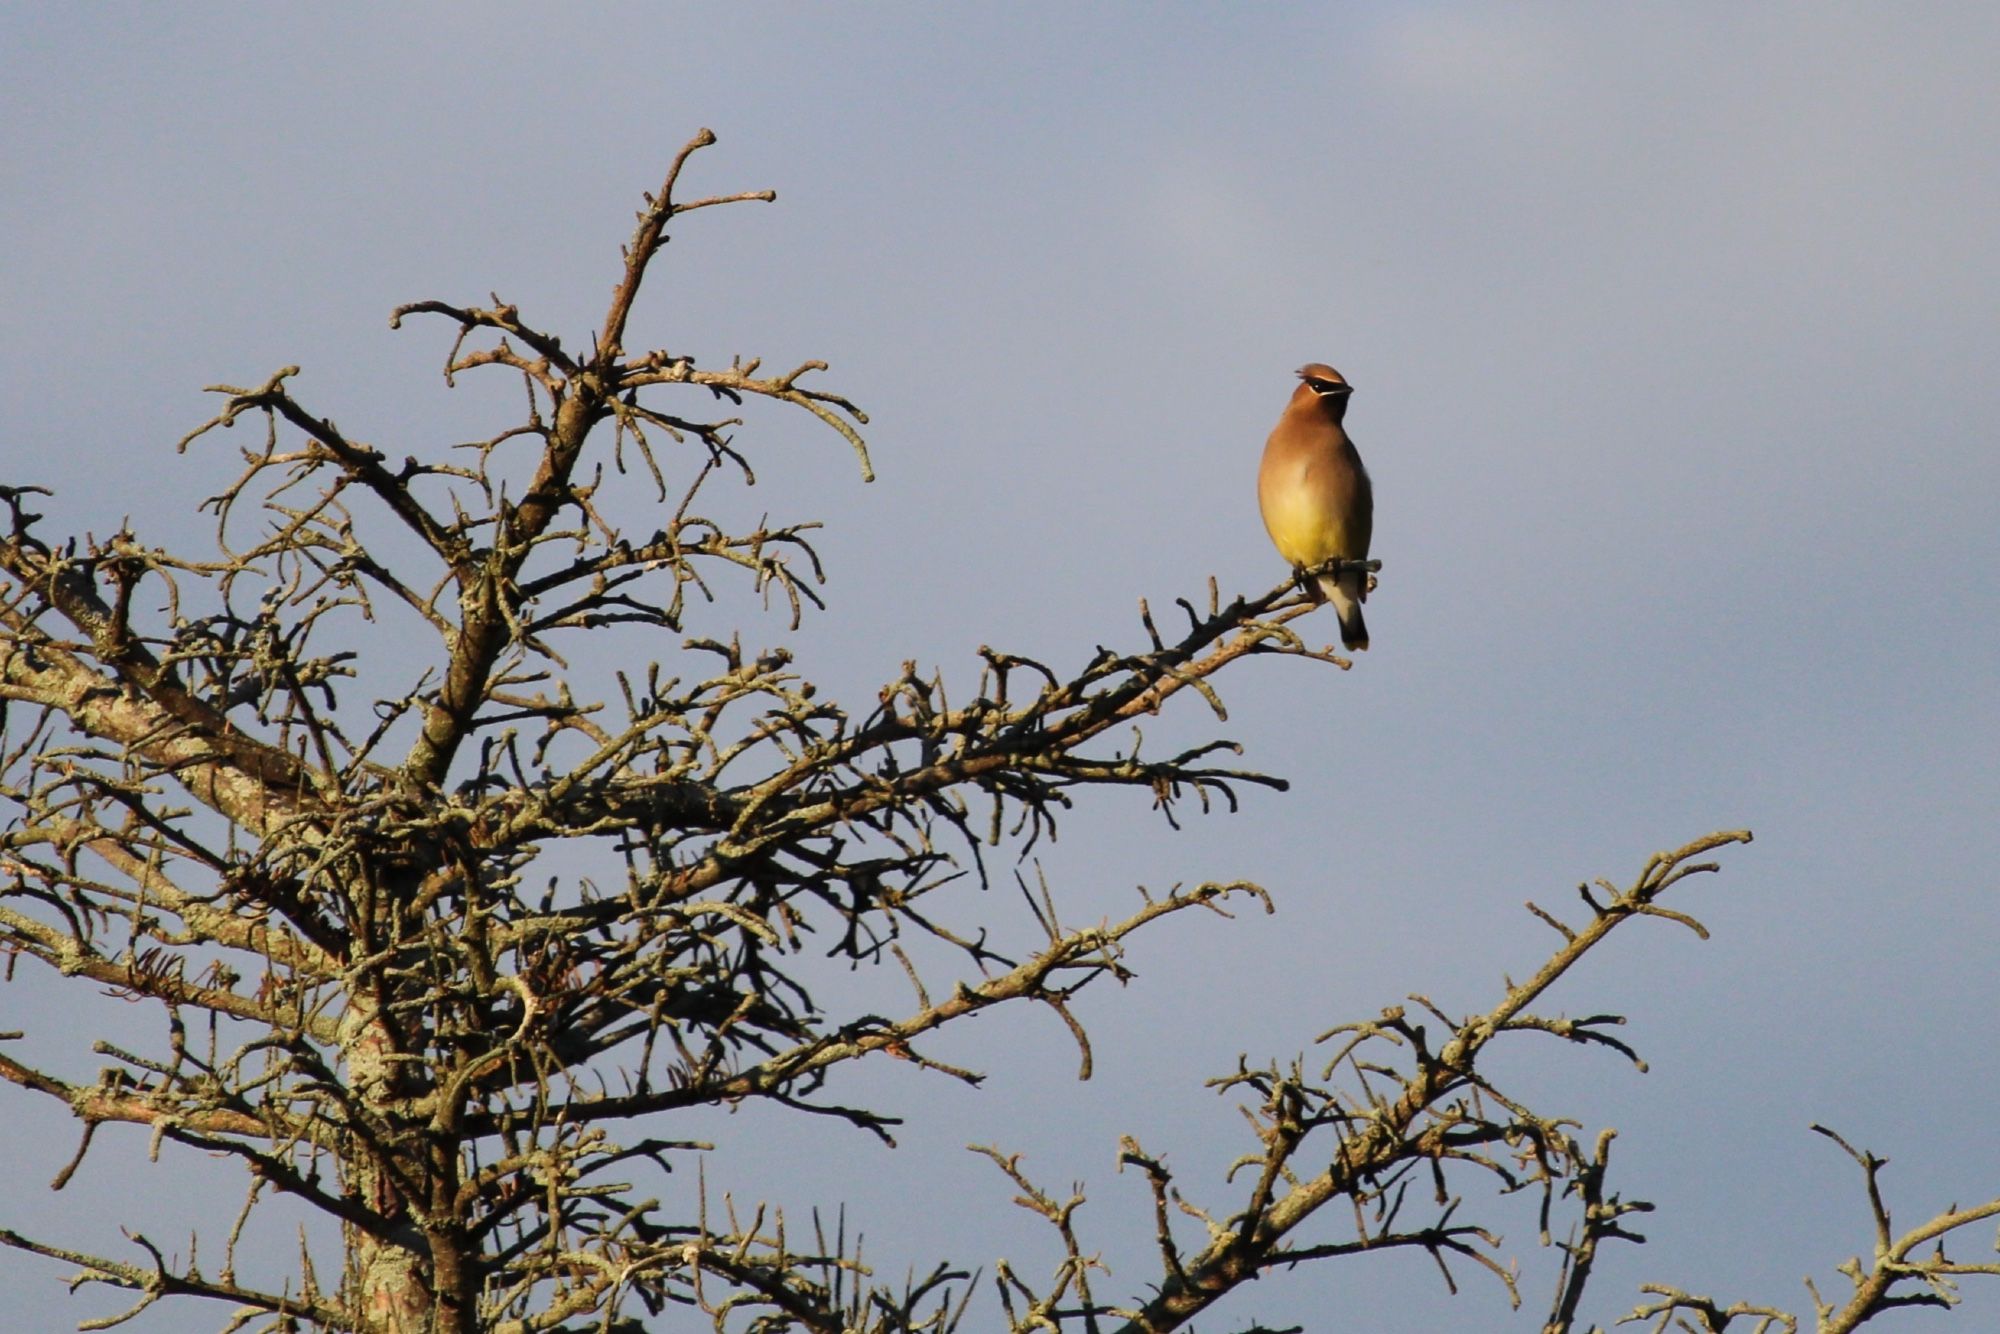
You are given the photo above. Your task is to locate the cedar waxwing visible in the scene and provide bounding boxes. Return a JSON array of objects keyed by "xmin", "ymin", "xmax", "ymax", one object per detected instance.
[{"xmin": 1257, "ymin": 363, "xmax": 1374, "ymax": 650}]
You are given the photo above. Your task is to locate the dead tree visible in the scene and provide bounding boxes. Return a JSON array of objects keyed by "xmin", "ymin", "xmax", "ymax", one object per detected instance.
[{"xmin": 2, "ymin": 132, "xmax": 1993, "ymax": 1334}]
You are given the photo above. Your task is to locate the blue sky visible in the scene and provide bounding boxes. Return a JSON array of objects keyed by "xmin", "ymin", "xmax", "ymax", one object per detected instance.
[{"xmin": 4, "ymin": 6, "xmax": 1998, "ymax": 1330}]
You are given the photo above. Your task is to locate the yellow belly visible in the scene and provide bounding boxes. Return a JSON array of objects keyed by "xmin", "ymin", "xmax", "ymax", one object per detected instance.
[{"xmin": 1262, "ymin": 487, "xmax": 1357, "ymax": 568}]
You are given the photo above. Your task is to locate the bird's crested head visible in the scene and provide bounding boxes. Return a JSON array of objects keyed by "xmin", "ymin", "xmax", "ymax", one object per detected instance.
[{"xmin": 1295, "ymin": 364, "xmax": 1353, "ymax": 399}]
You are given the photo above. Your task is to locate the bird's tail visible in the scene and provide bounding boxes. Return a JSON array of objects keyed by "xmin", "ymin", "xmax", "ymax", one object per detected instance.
[{"xmin": 1316, "ymin": 572, "xmax": 1370, "ymax": 652}]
